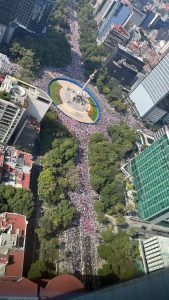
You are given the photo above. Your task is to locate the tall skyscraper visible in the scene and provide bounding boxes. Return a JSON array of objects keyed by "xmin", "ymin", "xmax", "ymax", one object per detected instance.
[
  {"xmin": 130, "ymin": 51, "xmax": 169, "ymax": 124},
  {"xmin": 0, "ymin": 0, "xmax": 56, "ymax": 43},
  {"xmin": 95, "ymin": 0, "xmax": 133, "ymax": 42},
  {"xmin": 131, "ymin": 126, "xmax": 169, "ymax": 225}
]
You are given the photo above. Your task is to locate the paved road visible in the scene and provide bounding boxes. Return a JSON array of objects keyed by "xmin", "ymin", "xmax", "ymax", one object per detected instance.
[
  {"xmin": 127, "ymin": 217, "xmax": 169, "ymax": 238},
  {"xmin": 32, "ymin": 0, "xmax": 156, "ymax": 289},
  {"xmin": 23, "ymin": 160, "xmax": 41, "ymax": 276}
]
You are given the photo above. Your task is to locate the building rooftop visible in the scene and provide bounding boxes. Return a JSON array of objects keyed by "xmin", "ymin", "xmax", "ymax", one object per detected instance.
[
  {"xmin": 40, "ymin": 274, "xmax": 85, "ymax": 298},
  {"xmin": 131, "ymin": 126, "xmax": 169, "ymax": 221},
  {"xmin": 140, "ymin": 236, "xmax": 169, "ymax": 274},
  {"xmin": 0, "ymin": 146, "xmax": 32, "ymax": 190},
  {"xmin": 0, "ymin": 54, "xmax": 11, "ymax": 75},
  {"xmin": 118, "ymin": 44, "xmax": 144, "ymax": 62},
  {"xmin": 0, "ymin": 75, "xmax": 52, "ymax": 122},
  {"xmin": 0, "ymin": 274, "xmax": 85, "ymax": 299},
  {"xmin": 0, "ymin": 277, "xmax": 38, "ymax": 298},
  {"xmin": 0, "ymin": 212, "xmax": 27, "ymax": 279},
  {"xmin": 130, "ymin": 51, "xmax": 169, "ymax": 118}
]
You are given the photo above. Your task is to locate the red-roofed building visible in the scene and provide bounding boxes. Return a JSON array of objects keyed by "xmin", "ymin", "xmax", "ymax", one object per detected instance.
[
  {"xmin": 0, "ymin": 146, "xmax": 32, "ymax": 190},
  {"xmin": 0, "ymin": 212, "xmax": 27, "ymax": 280},
  {"xmin": 0, "ymin": 277, "xmax": 38, "ymax": 298},
  {"xmin": 40, "ymin": 274, "xmax": 85, "ymax": 298},
  {"xmin": 0, "ymin": 274, "xmax": 85, "ymax": 299}
]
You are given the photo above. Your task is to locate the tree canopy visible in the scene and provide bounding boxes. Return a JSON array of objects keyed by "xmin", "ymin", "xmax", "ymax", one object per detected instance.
[
  {"xmin": 98, "ymin": 231, "xmax": 139, "ymax": 284},
  {"xmin": 75, "ymin": 0, "xmax": 107, "ymax": 76},
  {"xmin": 0, "ymin": 185, "xmax": 34, "ymax": 218},
  {"xmin": 5, "ymin": 0, "xmax": 71, "ymax": 80},
  {"xmin": 89, "ymin": 123, "xmax": 137, "ymax": 216},
  {"xmin": 36, "ymin": 110, "xmax": 77, "ymax": 273}
]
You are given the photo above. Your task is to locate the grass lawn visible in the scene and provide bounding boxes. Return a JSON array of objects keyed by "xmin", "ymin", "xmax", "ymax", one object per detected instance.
[
  {"xmin": 49, "ymin": 81, "xmax": 62, "ymax": 105},
  {"xmin": 88, "ymin": 97, "xmax": 98, "ymax": 122}
]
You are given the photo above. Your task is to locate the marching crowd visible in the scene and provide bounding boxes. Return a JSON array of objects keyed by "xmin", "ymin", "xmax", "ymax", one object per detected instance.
[{"xmin": 34, "ymin": 2, "xmax": 154, "ymax": 284}]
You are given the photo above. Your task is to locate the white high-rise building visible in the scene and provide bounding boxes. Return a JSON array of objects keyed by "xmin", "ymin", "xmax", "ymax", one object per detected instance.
[
  {"xmin": 130, "ymin": 51, "xmax": 169, "ymax": 124},
  {"xmin": 0, "ymin": 75, "xmax": 52, "ymax": 144},
  {"xmin": 140, "ymin": 236, "xmax": 169, "ymax": 274},
  {"xmin": 0, "ymin": 53, "xmax": 11, "ymax": 75}
]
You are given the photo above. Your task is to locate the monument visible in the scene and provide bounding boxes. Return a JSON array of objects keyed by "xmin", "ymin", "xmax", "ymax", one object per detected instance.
[
  {"xmin": 68, "ymin": 70, "xmax": 97, "ymax": 105},
  {"xmin": 49, "ymin": 71, "xmax": 101, "ymax": 124}
]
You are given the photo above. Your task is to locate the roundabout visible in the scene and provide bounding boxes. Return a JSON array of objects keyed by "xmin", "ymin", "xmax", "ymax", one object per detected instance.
[{"xmin": 48, "ymin": 77, "xmax": 101, "ymax": 124}]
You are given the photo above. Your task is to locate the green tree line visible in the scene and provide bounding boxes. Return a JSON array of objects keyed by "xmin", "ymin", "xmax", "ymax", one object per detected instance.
[
  {"xmin": 75, "ymin": 0, "xmax": 128, "ymax": 113},
  {"xmin": 89, "ymin": 123, "xmax": 137, "ymax": 220},
  {"xmin": 28, "ymin": 111, "xmax": 78, "ymax": 279}
]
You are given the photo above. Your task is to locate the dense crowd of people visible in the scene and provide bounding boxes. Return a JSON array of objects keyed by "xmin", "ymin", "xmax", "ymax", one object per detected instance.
[{"xmin": 34, "ymin": 1, "xmax": 154, "ymax": 285}]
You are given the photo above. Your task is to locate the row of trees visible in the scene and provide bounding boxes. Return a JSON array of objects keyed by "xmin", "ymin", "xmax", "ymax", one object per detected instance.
[
  {"xmin": 76, "ymin": 0, "xmax": 128, "ymax": 113},
  {"xmin": 28, "ymin": 111, "xmax": 78, "ymax": 279},
  {"xmin": 98, "ymin": 229, "xmax": 140, "ymax": 285},
  {"xmin": 89, "ymin": 123, "xmax": 137, "ymax": 220},
  {"xmin": 0, "ymin": 185, "xmax": 34, "ymax": 218},
  {"xmin": 75, "ymin": 0, "xmax": 107, "ymax": 76},
  {"xmin": 3, "ymin": 0, "xmax": 71, "ymax": 82},
  {"xmin": 96, "ymin": 68, "xmax": 128, "ymax": 113},
  {"xmin": 38, "ymin": 110, "xmax": 78, "ymax": 235}
]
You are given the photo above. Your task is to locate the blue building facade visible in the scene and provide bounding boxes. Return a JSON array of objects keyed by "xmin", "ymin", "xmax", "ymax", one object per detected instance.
[{"xmin": 97, "ymin": 1, "xmax": 132, "ymax": 42}]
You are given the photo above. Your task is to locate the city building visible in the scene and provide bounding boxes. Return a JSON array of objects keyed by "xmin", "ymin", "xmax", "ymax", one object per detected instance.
[
  {"xmin": 108, "ymin": 59, "xmax": 140, "ymax": 86},
  {"xmin": 98, "ymin": 24, "xmax": 130, "ymax": 49},
  {"xmin": 108, "ymin": 43, "xmax": 145, "ymax": 71},
  {"xmin": 141, "ymin": 10, "xmax": 160, "ymax": 29},
  {"xmin": 0, "ymin": 75, "xmax": 51, "ymax": 145},
  {"xmin": 0, "ymin": 212, "xmax": 27, "ymax": 279},
  {"xmin": 0, "ymin": 274, "xmax": 85, "ymax": 299},
  {"xmin": 131, "ymin": 126, "xmax": 169, "ymax": 225},
  {"xmin": 129, "ymin": 51, "xmax": 169, "ymax": 124},
  {"xmin": 0, "ymin": 146, "xmax": 32, "ymax": 190},
  {"xmin": 106, "ymin": 43, "xmax": 145, "ymax": 86},
  {"xmin": 95, "ymin": 0, "xmax": 147, "ymax": 44},
  {"xmin": 0, "ymin": 0, "xmax": 56, "ymax": 44},
  {"xmin": 0, "ymin": 54, "xmax": 11, "ymax": 75},
  {"xmin": 140, "ymin": 236, "xmax": 169, "ymax": 274},
  {"xmin": 129, "ymin": 6, "xmax": 146, "ymax": 28},
  {"xmin": 93, "ymin": 0, "xmax": 115, "ymax": 25},
  {"xmin": 1, "ymin": 265, "xmax": 169, "ymax": 299},
  {"xmin": 96, "ymin": 0, "xmax": 133, "ymax": 43}
]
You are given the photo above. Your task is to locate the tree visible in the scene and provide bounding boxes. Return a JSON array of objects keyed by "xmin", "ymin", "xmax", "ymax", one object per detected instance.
[
  {"xmin": 102, "ymin": 228, "xmax": 113, "ymax": 243},
  {"xmin": 37, "ymin": 216, "xmax": 54, "ymax": 239},
  {"xmin": 40, "ymin": 111, "xmax": 70, "ymax": 154},
  {"xmin": 0, "ymin": 185, "xmax": 34, "ymax": 218},
  {"xmin": 6, "ymin": 0, "xmax": 71, "ymax": 81},
  {"xmin": 89, "ymin": 132, "xmax": 126, "ymax": 215},
  {"xmin": 107, "ymin": 123, "xmax": 137, "ymax": 159},
  {"xmin": 127, "ymin": 226, "xmax": 138, "ymax": 237},
  {"xmin": 51, "ymin": 200, "xmax": 76, "ymax": 230},
  {"xmin": 38, "ymin": 168, "xmax": 57, "ymax": 204},
  {"xmin": 98, "ymin": 232, "xmax": 138, "ymax": 283},
  {"xmin": 28, "ymin": 261, "xmax": 47, "ymax": 280},
  {"xmin": 10, "ymin": 42, "xmax": 39, "ymax": 81},
  {"xmin": 76, "ymin": 0, "xmax": 107, "ymax": 76},
  {"xmin": 116, "ymin": 215, "xmax": 126, "ymax": 226},
  {"xmin": 113, "ymin": 100, "xmax": 128, "ymax": 113}
]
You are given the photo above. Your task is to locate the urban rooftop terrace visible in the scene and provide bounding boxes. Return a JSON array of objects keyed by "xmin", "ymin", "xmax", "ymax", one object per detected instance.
[{"xmin": 131, "ymin": 126, "xmax": 169, "ymax": 222}]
